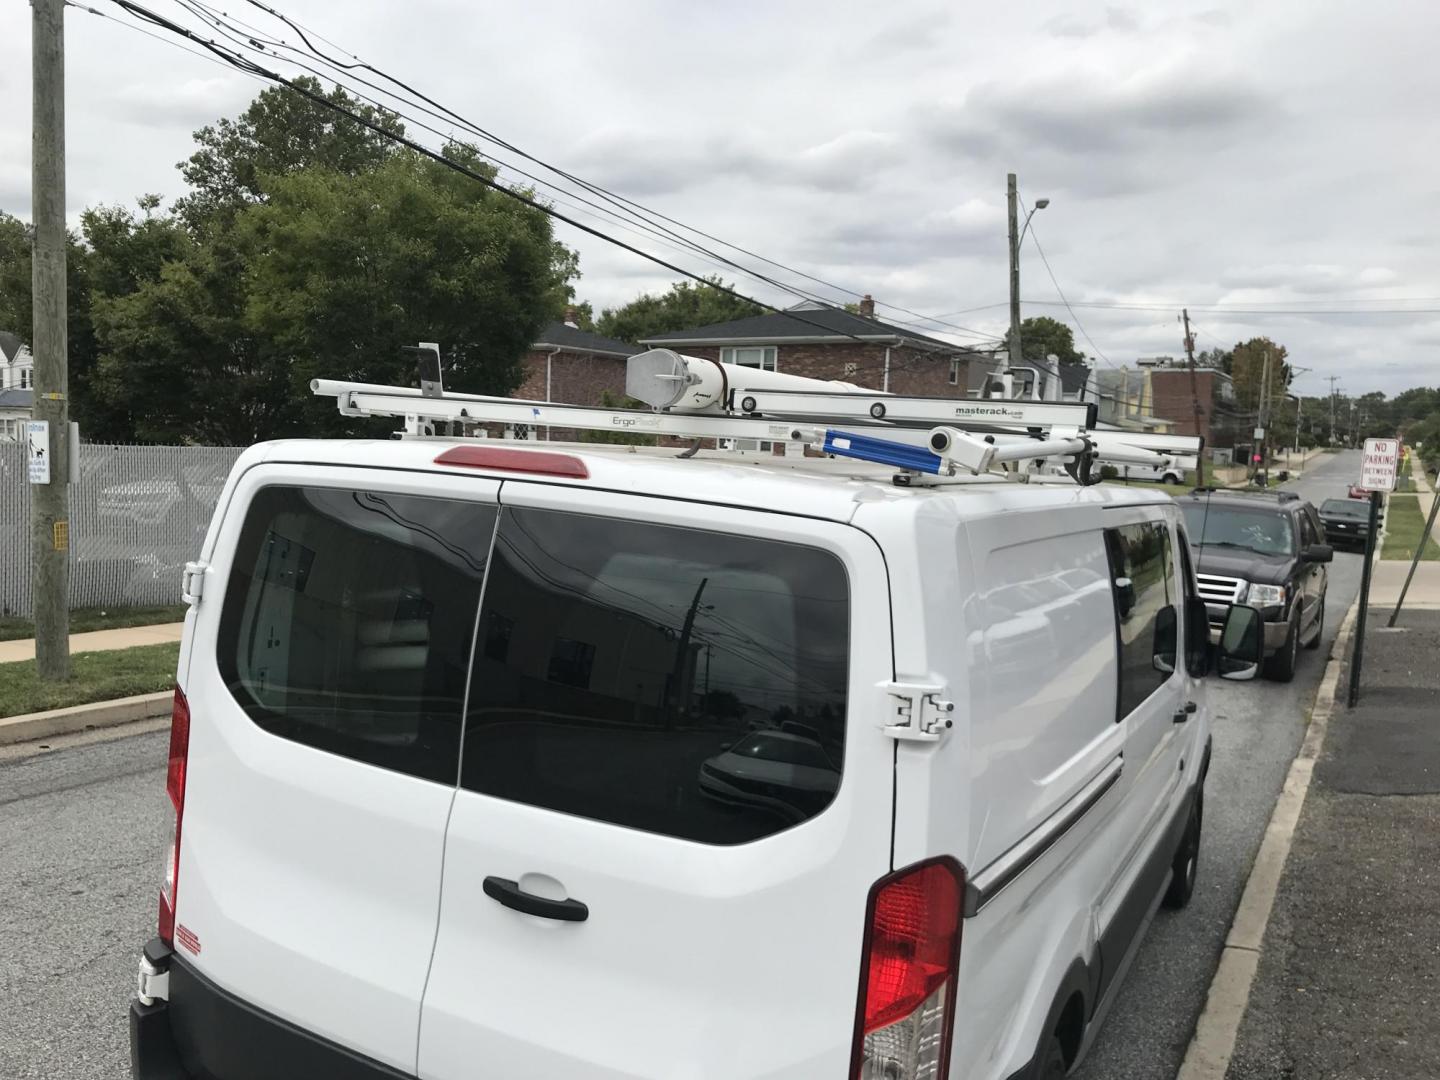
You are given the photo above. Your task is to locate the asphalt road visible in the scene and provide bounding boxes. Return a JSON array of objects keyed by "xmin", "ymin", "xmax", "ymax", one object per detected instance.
[
  {"xmin": 1075, "ymin": 449, "xmax": 1366, "ymax": 1080},
  {"xmin": 0, "ymin": 451, "xmax": 1365, "ymax": 1080}
]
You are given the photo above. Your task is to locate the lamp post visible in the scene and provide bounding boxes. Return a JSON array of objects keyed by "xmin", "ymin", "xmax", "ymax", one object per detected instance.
[{"xmin": 1006, "ymin": 173, "xmax": 1049, "ymax": 379}]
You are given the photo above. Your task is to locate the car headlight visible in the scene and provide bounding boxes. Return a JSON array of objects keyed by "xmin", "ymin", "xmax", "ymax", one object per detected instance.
[{"xmin": 1245, "ymin": 583, "xmax": 1287, "ymax": 606}]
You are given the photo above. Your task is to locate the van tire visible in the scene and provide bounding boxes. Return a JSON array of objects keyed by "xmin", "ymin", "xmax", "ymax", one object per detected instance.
[
  {"xmin": 1039, "ymin": 1035, "xmax": 1068, "ymax": 1078},
  {"xmin": 1163, "ymin": 790, "xmax": 1202, "ymax": 909},
  {"xmin": 1264, "ymin": 614, "xmax": 1299, "ymax": 682}
]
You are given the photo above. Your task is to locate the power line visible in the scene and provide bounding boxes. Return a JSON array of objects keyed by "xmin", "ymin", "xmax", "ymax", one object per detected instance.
[
  {"xmin": 97, "ymin": 0, "xmax": 929, "ymax": 354},
  {"xmin": 1021, "ymin": 221, "xmax": 1116, "ymax": 368},
  {"xmin": 216, "ymin": 0, "xmax": 1001, "ymax": 342}
]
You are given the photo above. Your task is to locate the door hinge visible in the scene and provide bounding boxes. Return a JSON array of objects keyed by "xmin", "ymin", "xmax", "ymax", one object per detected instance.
[
  {"xmin": 181, "ymin": 560, "xmax": 208, "ymax": 606},
  {"xmin": 136, "ymin": 953, "xmax": 170, "ymax": 1005},
  {"xmin": 880, "ymin": 680, "xmax": 955, "ymax": 742}
]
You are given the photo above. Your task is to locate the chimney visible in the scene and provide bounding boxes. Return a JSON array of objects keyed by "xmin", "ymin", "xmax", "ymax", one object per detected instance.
[
  {"xmin": 563, "ymin": 305, "xmax": 579, "ymax": 329},
  {"xmin": 858, "ymin": 294, "xmax": 875, "ymax": 318}
]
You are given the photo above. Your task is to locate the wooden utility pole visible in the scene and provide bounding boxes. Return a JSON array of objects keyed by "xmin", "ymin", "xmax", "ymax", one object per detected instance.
[
  {"xmin": 31, "ymin": 0, "xmax": 71, "ymax": 680},
  {"xmin": 1182, "ymin": 309, "xmax": 1206, "ymax": 486},
  {"xmin": 1006, "ymin": 173, "xmax": 1022, "ymax": 377}
]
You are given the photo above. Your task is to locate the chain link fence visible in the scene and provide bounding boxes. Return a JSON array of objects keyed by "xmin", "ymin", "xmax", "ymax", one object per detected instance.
[{"xmin": 0, "ymin": 443, "xmax": 244, "ymax": 617}]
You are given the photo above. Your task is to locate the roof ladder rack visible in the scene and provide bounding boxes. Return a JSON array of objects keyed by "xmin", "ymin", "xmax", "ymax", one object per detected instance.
[{"xmin": 311, "ymin": 347, "xmax": 1203, "ymax": 487}]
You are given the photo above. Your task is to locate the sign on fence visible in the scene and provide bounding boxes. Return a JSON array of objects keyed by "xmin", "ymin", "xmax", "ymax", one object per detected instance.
[{"xmin": 1360, "ymin": 438, "xmax": 1400, "ymax": 492}]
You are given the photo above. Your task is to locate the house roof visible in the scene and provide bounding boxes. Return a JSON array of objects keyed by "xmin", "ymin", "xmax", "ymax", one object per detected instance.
[
  {"xmin": 640, "ymin": 308, "xmax": 969, "ymax": 353},
  {"xmin": 0, "ymin": 331, "xmax": 22, "ymax": 364},
  {"xmin": 532, "ymin": 322, "xmax": 642, "ymax": 358},
  {"xmin": 0, "ymin": 388, "xmax": 33, "ymax": 410}
]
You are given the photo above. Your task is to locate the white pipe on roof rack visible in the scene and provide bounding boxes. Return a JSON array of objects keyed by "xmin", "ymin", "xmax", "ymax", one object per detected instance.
[{"xmin": 625, "ymin": 348, "xmax": 876, "ymax": 414}]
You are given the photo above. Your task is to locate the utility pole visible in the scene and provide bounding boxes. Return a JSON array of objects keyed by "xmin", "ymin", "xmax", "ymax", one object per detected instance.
[
  {"xmin": 1257, "ymin": 347, "xmax": 1272, "ymax": 485},
  {"xmin": 1182, "ymin": 309, "xmax": 1206, "ymax": 486},
  {"xmin": 31, "ymin": 0, "xmax": 71, "ymax": 681},
  {"xmin": 1327, "ymin": 375, "xmax": 1340, "ymax": 445},
  {"xmin": 1006, "ymin": 173, "xmax": 1022, "ymax": 378}
]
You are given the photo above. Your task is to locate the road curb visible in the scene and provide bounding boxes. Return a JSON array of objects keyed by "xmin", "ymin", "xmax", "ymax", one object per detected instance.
[
  {"xmin": 1176, "ymin": 593, "xmax": 1360, "ymax": 1080},
  {"xmin": 0, "ymin": 691, "xmax": 173, "ymax": 747}
]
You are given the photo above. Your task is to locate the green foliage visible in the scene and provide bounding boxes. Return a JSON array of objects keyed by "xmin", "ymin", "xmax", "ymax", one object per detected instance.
[
  {"xmin": 0, "ymin": 81, "xmax": 580, "ymax": 445},
  {"xmin": 1018, "ymin": 315, "xmax": 1084, "ymax": 366},
  {"xmin": 595, "ymin": 276, "xmax": 763, "ymax": 343},
  {"xmin": 1229, "ymin": 337, "xmax": 1291, "ymax": 413}
]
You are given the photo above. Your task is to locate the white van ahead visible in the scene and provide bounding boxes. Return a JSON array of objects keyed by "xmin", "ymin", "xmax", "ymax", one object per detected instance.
[{"xmin": 129, "ymin": 427, "xmax": 1261, "ymax": 1080}]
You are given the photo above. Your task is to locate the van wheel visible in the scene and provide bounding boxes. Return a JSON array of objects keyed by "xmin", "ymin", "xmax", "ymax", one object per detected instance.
[
  {"xmin": 1304, "ymin": 595, "xmax": 1325, "ymax": 649},
  {"xmin": 1263, "ymin": 614, "xmax": 1299, "ymax": 682},
  {"xmin": 1164, "ymin": 791, "xmax": 1202, "ymax": 909},
  {"xmin": 1039, "ymin": 1035, "xmax": 1068, "ymax": 1078}
]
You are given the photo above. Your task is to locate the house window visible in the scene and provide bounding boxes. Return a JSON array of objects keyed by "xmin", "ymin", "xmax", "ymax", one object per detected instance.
[
  {"xmin": 720, "ymin": 346, "xmax": 777, "ymax": 371},
  {"xmin": 20, "ymin": 369, "xmax": 32, "ymax": 389},
  {"xmin": 949, "ymin": 359, "xmax": 961, "ymax": 385}
]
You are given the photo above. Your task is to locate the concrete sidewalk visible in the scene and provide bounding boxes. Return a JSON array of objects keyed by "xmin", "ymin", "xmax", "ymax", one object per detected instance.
[
  {"xmin": 1227, "ymin": 610, "xmax": 1440, "ymax": 1079},
  {"xmin": 0, "ymin": 622, "xmax": 185, "ymax": 665}
]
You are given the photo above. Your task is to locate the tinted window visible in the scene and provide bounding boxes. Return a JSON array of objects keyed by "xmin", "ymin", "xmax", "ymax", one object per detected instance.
[
  {"xmin": 1178, "ymin": 540, "xmax": 1210, "ymax": 678},
  {"xmin": 217, "ymin": 486, "xmax": 497, "ymax": 784},
  {"xmin": 460, "ymin": 508, "xmax": 850, "ymax": 844},
  {"xmin": 1105, "ymin": 522, "xmax": 1178, "ymax": 718},
  {"xmin": 1298, "ymin": 511, "xmax": 1317, "ymax": 547},
  {"xmin": 1179, "ymin": 503, "xmax": 1294, "ymax": 557}
]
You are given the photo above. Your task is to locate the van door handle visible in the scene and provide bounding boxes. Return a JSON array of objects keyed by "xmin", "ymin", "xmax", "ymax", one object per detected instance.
[
  {"xmin": 483, "ymin": 876, "xmax": 589, "ymax": 922},
  {"xmin": 1173, "ymin": 701, "xmax": 1198, "ymax": 724}
]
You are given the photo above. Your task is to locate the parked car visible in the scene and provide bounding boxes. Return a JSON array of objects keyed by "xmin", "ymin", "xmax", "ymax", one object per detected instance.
[
  {"xmin": 1177, "ymin": 488, "xmax": 1332, "ymax": 682},
  {"xmin": 1318, "ymin": 497, "xmax": 1375, "ymax": 550},
  {"xmin": 130, "ymin": 438, "xmax": 1261, "ymax": 1080}
]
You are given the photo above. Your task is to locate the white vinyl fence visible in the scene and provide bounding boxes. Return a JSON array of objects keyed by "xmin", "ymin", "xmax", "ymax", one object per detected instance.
[{"xmin": 0, "ymin": 443, "xmax": 244, "ymax": 617}]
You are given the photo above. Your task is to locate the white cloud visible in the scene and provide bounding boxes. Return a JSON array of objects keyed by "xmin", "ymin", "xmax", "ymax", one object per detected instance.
[{"xmin": 0, "ymin": 0, "xmax": 1436, "ymax": 392}]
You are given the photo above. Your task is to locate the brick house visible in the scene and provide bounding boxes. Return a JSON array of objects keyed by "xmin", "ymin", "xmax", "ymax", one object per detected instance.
[
  {"xmin": 639, "ymin": 297, "xmax": 985, "ymax": 398},
  {"xmin": 1147, "ymin": 365, "xmax": 1237, "ymax": 450},
  {"xmin": 515, "ymin": 313, "xmax": 642, "ymax": 405}
]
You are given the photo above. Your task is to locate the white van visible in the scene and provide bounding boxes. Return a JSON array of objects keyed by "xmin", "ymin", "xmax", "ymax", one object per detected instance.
[{"xmin": 129, "ymin": 436, "xmax": 1261, "ymax": 1080}]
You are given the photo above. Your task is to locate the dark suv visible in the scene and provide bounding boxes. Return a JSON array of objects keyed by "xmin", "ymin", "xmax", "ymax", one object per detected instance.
[{"xmin": 1176, "ymin": 489, "xmax": 1332, "ymax": 682}]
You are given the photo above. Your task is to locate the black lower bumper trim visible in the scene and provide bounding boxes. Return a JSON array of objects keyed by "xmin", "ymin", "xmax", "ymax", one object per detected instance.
[{"xmin": 130, "ymin": 951, "xmax": 413, "ymax": 1080}]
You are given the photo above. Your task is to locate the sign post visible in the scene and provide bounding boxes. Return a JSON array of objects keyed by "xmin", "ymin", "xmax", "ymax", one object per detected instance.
[{"xmin": 1348, "ymin": 439, "xmax": 1400, "ymax": 706}]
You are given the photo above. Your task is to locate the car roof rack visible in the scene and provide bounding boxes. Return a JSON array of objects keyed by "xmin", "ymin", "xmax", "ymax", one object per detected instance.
[
  {"xmin": 1188, "ymin": 486, "xmax": 1301, "ymax": 502},
  {"xmin": 312, "ymin": 347, "xmax": 1204, "ymax": 487}
]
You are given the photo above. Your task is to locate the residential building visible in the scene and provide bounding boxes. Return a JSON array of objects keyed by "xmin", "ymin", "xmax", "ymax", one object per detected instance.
[
  {"xmin": 0, "ymin": 331, "xmax": 34, "ymax": 442},
  {"xmin": 1147, "ymin": 365, "xmax": 1238, "ymax": 450},
  {"xmin": 516, "ymin": 311, "xmax": 643, "ymax": 406},
  {"xmin": 966, "ymin": 357, "xmax": 1090, "ymax": 402},
  {"xmin": 639, "ymin": 296, "xmax": 985, "ymax": 398}
]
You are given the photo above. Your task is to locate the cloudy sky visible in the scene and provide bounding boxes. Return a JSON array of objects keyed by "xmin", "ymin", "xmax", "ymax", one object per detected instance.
[{"xmin": 2, "ymin": 0, "xmax": 1438, "ymax": 395}]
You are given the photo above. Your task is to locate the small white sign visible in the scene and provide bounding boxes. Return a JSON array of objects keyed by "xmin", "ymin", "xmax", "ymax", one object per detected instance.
[
  {"xmin": 1361, "ymin": 437, "xmax": 1400, "ymax": 492},
  {"xmin": 26, "ymin": 420, "xmax": 50, "ymax": 484},
  {"xmin": 1254, "ymin": 426, "xmax": 1265, "ymax": 440}
]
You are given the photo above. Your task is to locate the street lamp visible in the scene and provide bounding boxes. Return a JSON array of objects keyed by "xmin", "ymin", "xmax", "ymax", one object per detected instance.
[{"xmin": 1018, "ymin": 198, "xmax": 1050, "ymax": 250}]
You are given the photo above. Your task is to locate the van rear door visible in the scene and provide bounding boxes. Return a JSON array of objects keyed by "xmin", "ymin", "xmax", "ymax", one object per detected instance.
[
  {"xmin": 417, "ymin": 484, "xmax": 895, "ymax": 1079},
  {"xmin": 175, "ymin": 465, "xmax": 500, "ymax": 1076}
]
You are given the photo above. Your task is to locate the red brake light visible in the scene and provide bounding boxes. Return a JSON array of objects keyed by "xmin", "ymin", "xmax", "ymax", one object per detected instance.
[
  {"xmin": 159, "ymin": 687, "xmax": 191, "ymax": 946},
  {"xmin": 851, "ymin": 857, "xmax": 965, "ymax": 1078},
  {"xmin": 433, "ymin": 445, "xmax": 589, "ymax": 478}
]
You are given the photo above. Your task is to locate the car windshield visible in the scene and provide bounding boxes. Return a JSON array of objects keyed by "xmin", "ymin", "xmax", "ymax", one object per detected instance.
[
  {"xmin": 1321, "ymin": 499, "xmax": 1369, "ymax": 519},
  {"xmin": 1180, "ymin": 503, "xmax": 1295, "ymax": 557}
]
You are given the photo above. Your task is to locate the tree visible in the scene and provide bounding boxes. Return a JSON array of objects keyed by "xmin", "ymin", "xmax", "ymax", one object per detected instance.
[
  {"xmin": 595, "ymin": 277, "xmax": 763, "ymax": 343},
  {"xmin": 175, "ymin": 77, "xmax": 403, "ymax": 232},
  {"xmin": 1194, "ymin": 346, "xmax": 1231, "ymax": 371},
  {"xmin": 1229, "ymin": 337, "xmax": 1291, "ymax": 416},
  {"xmin": 1018, "ymin": 315, "xmax": 1085, "ymax": 366}
]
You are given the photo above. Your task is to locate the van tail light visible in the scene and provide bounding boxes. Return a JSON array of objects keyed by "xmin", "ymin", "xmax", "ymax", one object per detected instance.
[
  {"xmin": 851, "ymin": 857, "xmax": 965, "ymax": 1079},
  {"xmin": 158, "ymin": 686, "xmax": 191, "ymax": 947}
]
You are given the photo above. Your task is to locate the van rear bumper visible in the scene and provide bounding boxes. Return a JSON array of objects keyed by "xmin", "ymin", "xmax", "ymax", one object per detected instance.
[{"xmin": 129, "ymin": 939, "xmax": 412, "ymax": 1080}]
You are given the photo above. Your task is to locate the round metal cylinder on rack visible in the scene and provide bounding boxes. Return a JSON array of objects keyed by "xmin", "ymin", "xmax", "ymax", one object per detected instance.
[{"xmin": 625, "ymin": 348, "xmax": 872, "ymax": 414}]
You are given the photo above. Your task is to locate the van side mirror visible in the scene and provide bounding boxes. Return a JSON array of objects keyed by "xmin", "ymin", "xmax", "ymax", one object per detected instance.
[
  {"xmin": 1217, "ymin": 604, "xmax": 1264, "ymax": 680},
  {"xmin": 1152, "ymin": 605, "xmax": 1177, "ymax": 674},
  {"xmin": 1302, "ymin": 544, "xmax": 1333, "ymax": 564}
]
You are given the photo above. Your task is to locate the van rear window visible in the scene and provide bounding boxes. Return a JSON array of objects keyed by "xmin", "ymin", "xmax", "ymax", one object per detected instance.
[
  {"xmin": 459, "ymin": 508, "xmax": 850, "ymax": 844},
  {"xmin": 217, "ymin": 486, "xmax": 497, "ymax": 784}
]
